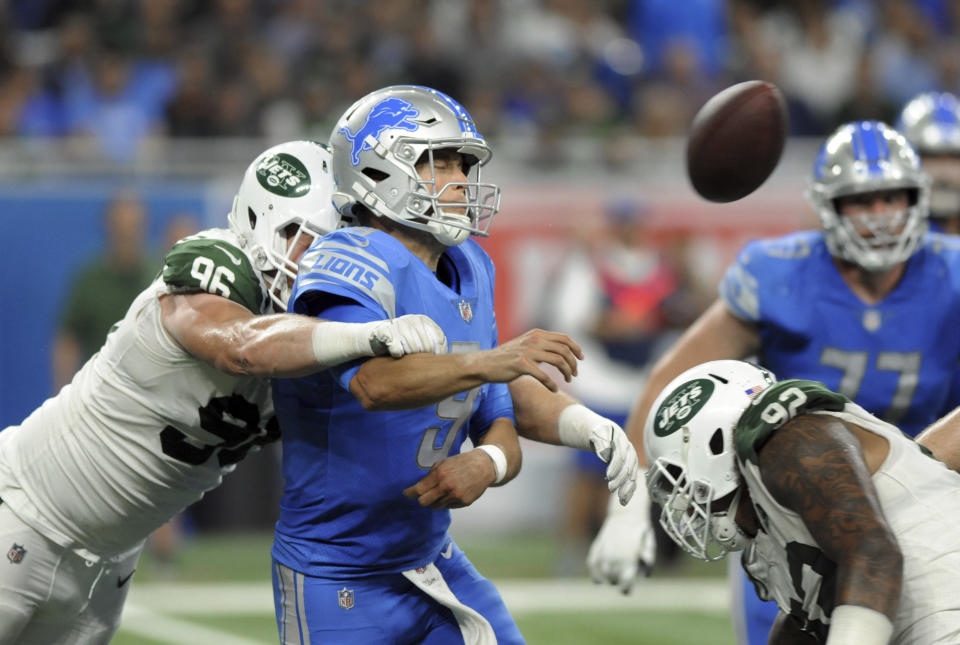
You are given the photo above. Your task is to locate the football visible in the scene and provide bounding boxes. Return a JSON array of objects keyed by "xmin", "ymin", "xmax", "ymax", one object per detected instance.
[{"xmin": 686, "ymin": 80, "xmax": 788, "ymax": 203}]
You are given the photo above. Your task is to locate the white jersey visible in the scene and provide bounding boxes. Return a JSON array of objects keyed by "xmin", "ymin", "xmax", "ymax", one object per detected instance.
[
  {"xmin": 736, "ymin": 379, "xmax": 960, "ymax": 644},
  {"xmin": 0, "ymin": 228, "xmax": 276, "ymax": 562}
]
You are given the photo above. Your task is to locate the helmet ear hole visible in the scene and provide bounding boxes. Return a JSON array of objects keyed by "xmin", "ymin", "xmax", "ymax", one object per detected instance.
[
  {"xmin": 709, "ymin": 428, "xmax": 724, "ymax": 455},
  {"xmin": 247, "ymin": 207, "xmax": 258, "ymax": 231},
  {"xmin": 362, "ymin": 167, "xmax": 390, "ymax": 182}
]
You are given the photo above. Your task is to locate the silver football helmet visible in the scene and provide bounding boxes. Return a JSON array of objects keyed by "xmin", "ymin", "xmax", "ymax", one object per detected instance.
[
  {"xmin": 645, "ymin": 360, "xmax": 776, "ymax": 561},
  {"xmin": 897, "ymin": 92, "xmax": 960, "ymax": 222},
  {"xmin": 806, "ymin": 120, "xmax": 930, "ymax": 272},
  {"xmin": 328, "ymin": 85, "xmax": 501, "ymax": 247},
  {"xmin": 228, "ymin": 140, "xmax": 338, "ymax": 310}
]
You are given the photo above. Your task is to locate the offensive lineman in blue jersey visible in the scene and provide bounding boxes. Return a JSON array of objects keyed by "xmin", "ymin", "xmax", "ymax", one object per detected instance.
[
  {"xmin": 897, "ymin": 92, "xmax": 960, "ymax": 235},
  {"xmin": 587, "ymin": 120, "xmax": 960, "ymax": 644},
  {"xmin": 270, "ymin": 85, "xmax": 640, "ymax": 645}
]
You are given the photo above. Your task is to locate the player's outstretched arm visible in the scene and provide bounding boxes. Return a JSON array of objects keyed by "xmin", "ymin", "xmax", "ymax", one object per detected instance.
[
  {"xmin": 403, "ymin": 418, "xmax": 522, "ymax": 508},
  {"xmin": 760, "ymin": 415, "xmax": 899, "ymax": 645},
  {"xmin": 160, "ymin": 292, "xmax": 446, "ymax": 377},
  {"xmin": 917, "ymin": 406, "xmax": 960, "ymax": 473},
  {"xmin": 349, "ymin": 328, "xmax": 583, "ymax": 411},
  {"xmin": 510, "ymin": 375, "xmax": 639, "ymax": 505}
]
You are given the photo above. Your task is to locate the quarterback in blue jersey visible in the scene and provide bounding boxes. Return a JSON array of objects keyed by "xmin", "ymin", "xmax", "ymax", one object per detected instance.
[
  {"xmin": 271, "ymin": 85, "xmax": 639, "ymax": 645},
  {"xmin": 588, "ymin": 120, "xmax": 960, "ymax": 644}
]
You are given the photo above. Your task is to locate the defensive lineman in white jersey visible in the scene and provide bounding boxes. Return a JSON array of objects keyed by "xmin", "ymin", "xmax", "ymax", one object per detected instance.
[{"xmin": 0, "ymin": 141, "xmax": 446, "ymax": 645}]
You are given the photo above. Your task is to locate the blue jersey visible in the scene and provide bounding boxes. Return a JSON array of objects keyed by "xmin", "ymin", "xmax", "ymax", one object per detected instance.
[
  {"xmin": 271, "ymin": 228, "xmax": 514, "ymax": 579},
  {"xmin": 720, "ymin": 230, "xmax": 960, "ymax": 436}
]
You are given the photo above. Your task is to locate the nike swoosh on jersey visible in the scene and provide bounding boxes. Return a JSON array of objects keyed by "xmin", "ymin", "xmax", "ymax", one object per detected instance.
[
  {"xmin": 117, "ymin": 570, "xmax": 136, "ymax": 588},
  {"xmin": 440, "ymin": 542, "xmax": 454, "ymax": 559},
  {"xmin": 215, "ymin": 245, "xmax": 243, "ymax": 265}
]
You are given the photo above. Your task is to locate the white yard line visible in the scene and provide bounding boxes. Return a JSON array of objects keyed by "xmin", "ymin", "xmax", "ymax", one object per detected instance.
[
  {"xmin": 499, "ymin": 578, "xmax": 729, "ymax": 613},
  {"xmin": 120, "ymin": 602, "xmax": 269, "ymax": 645},
  {"xmin": 123, "ymin": 578, "xmax": 728, "ymax": 616},
  {"xmin": 120, "ymin": 579, "xmax": 728, "ymax": 644}
]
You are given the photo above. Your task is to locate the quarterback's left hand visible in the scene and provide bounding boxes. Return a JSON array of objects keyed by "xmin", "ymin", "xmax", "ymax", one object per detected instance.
[
  {"xmin": 558, "ymin": 404, "xmax": 639, "ymax": 505},
  {"xmin": 402, "ymin": 451, "xmax": 492, "ymax": 509}
]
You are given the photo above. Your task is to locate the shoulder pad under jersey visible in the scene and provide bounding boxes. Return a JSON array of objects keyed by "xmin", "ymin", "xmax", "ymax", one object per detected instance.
[
  {"xmin": 294, "ymin": 227, "xmax": 399, "ymax": 318},
  {"xmin": 162, "ymin": 237, "xmax": 263, "ymax": 314},
  {"xmin": 720, "ymin": 232, "xmax": 821, "ymax": 322},
  {"xmin": 734, "ymin": 379, "xmax": 849, "ymax": 466}
]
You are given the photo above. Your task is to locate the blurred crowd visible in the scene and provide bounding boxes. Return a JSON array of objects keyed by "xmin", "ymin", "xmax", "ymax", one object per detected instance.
[{"xmin": 0, "ymin": 0, "xmax": 958, "ymax": 164}]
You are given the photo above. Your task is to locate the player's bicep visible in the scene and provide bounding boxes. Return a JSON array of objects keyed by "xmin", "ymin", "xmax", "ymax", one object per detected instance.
[
  {"xmin": 469, "ymin": 382, "xmax": 515, "ymax": 444},
  {"xmin": 159, "ymin": 291, "xmax": 255, "ymax": 362},
  {"xmin": 757, "ymin": 416, "xmax": 900, "ymax": 580}
]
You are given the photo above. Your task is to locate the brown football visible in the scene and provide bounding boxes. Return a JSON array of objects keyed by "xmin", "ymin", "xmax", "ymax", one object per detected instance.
[{"xmin": 686, "ymin": 80, "xmax": 788, "ymax": 203}]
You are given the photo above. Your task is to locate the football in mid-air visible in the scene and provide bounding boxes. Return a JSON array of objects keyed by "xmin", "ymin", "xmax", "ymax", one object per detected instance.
[{"xmin": 686, "ymin": 80, "xmax": 788, "ymax": 203}]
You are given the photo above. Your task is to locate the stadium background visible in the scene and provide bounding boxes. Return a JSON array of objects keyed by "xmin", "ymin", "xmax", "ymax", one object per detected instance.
[{"xmin": 0, "ymin": 0, "xmax": 953, "ymax": 642}]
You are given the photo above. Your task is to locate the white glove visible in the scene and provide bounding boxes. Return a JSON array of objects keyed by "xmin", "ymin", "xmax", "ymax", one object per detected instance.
[
  {"xmin": 369, "ymin": 315, "xmax": 448, "ymax": 358},
  {"xmin": 557, "ymin": 404, "xmax": 639, "ymax": 505},
  {"xmin": 587, "ymin": 484, "xmax": 656, "ymax": 594}
]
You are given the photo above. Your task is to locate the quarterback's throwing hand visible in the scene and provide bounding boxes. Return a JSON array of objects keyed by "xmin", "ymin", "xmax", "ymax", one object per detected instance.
[
  {"xmin": 587, "ymin": 486, "xmax": 657, "ymax": 594},
  {"xmin": 371, "ymin": 315, "xmax": 448, "ymax": 358}
]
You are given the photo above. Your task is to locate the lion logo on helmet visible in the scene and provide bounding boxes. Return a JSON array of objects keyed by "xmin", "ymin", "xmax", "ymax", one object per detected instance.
[{"xmin": 339, "ymin": 97, "xmax": 420, "ymax": 166}]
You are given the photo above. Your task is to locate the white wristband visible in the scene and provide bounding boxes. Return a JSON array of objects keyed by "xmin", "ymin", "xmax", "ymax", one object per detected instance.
[
  {"xmin": 475, "ymin": 444, "xmax": 508, "ymax": 484},
  {"xmin": 826, "ymin": 605, "xmax": 893, "ymax": 645},
  {"xmin": 311, "ymin": 321, "xmax": 376, "ymax": 367}
]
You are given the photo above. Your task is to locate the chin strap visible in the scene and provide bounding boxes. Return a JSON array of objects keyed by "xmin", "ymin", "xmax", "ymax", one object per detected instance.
[{"xmin": 711, "ymin": 487, "xmax": 748, "ymax": 553}]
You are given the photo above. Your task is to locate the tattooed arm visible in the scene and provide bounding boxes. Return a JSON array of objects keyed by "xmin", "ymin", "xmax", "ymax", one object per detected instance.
[{"xmin": 757, "ymin": 414, "xmax": 901, "ymax": 642}]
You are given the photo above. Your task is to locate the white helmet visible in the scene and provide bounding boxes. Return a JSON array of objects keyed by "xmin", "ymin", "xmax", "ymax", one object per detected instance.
[
  {"xmin": 644, "ymin": 360, "xmax": 776, "ymax": 561},
  {"xmin": 328, "ymin": 84, "xmax": 501, "ymax": 247},
  {"xmin": 806, "ymin": 120, "xmax": 930, "ymax": 272},
  {"xmin": 228, "ymin": 140, "xmax": 338, "ymax": 310}
]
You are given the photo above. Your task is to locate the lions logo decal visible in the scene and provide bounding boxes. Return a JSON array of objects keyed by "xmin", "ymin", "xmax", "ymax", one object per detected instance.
[{"xmin": 339, "ymin": 97, "xmax": 420, "ymax": 166}]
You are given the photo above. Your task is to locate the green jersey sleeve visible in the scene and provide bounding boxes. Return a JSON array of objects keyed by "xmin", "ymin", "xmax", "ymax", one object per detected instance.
[
  {"xmin": 734, "ymin": 379, "xmax": 849, "ymax": 466},
  {"xmin": 162, "ymin": 238, "xmax": 263, "ymax": 314}
]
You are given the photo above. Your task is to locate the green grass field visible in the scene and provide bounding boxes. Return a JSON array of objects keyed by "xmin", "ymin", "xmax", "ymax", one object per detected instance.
[{"xmin": 114, "ymin": 532, "xmax": 736, "ymax": 645}]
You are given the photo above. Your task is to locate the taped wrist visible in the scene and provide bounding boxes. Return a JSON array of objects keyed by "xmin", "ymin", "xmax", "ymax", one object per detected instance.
[
  {"xmin": 475, "ymin": 444, "xmax": 507, "ymax": 484},
  {"xmin": 557, "ymin": 404, "xmax": 603, "ymax": 451},
  {"xmin": 825, "ymin": 605, "xmax": 893, "ymax": 645},
  {"xmin": 311, "ymin": 321, "xmax": 377, "ymax": 367}
]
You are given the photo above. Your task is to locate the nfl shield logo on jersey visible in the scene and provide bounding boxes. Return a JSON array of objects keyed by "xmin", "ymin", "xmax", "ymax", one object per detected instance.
[
  {"xmin": 337, "ymin": 587, "xmax": 355, "ymax": 610},
  {"xmin": 459, "ymin": 299, "xmax": 473, "ymax": 323},
  {"xmin": 7, "ymin": 543, "xmax": 26, "ymax": 564}
]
